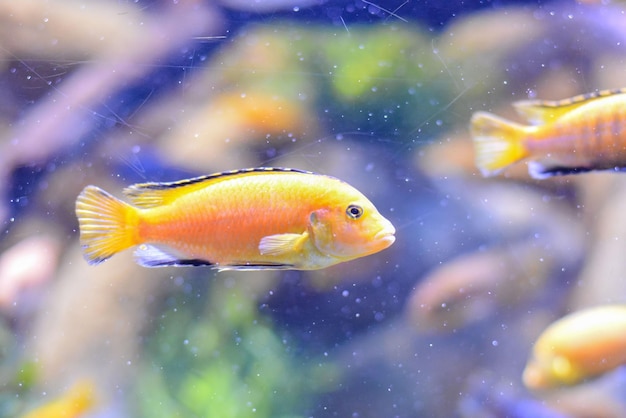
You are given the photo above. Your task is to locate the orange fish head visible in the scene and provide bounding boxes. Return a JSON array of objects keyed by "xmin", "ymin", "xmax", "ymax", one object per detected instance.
[
  {"xmin": 308, "ymin": 201, "xmax": 395, "ymax": 262},
  {"xmin": 523, "ymin": 351, "xmax": 586, "ymax": 390}
]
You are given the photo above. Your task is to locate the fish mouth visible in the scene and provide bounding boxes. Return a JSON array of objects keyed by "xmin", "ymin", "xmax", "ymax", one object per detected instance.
[{"xmin": 374, "ymin": 224, "xmax": 396, "ymax": 246}]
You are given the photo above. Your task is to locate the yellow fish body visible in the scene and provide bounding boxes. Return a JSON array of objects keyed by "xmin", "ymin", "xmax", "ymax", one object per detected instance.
[
  {"xmin": 75, "ymin": 167, "xmax": 395, "ymax": 271},
  {"xmin": 523, "ymin": 305, "xmax": 626, "ymax": 390},
  {"xmin": 470, "ymin": 88, "xmax": 626, "ymax": 178},
  {"xmin": 21, "ymin": 381, "xmax": 95, "ymax": 418}
]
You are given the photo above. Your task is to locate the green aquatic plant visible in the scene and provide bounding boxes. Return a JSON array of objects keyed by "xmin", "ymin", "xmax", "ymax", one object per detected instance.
[
  {"xmin": 322, "ymin": 25, "xmax": 433, "ymax": 99},
  {"xmin": 311, "ymin": 24, "xmax": 462, "ymax": 141},
  {"xmin": 0, "ymin": 314, "xmax": 40, "ymax": 417},
  {"xmin": 136, "ymin": 276, "xmax": 339, "ymax": 418}
]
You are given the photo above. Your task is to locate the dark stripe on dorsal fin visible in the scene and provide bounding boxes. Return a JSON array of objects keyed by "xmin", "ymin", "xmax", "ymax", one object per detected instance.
[
  {"xmin": 513, "ymin": 88, "xmax": 626, "ymax": 126},
  {"xmin": 521, "ymin": 88, "xmax": 626, "ymax": 109},
  {"xmin": 123, "ymin": 167, "xmax": 316, "ymax": 208}
]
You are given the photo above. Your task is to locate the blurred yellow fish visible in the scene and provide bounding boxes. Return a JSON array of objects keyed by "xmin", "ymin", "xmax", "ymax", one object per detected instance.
[
  {"xmin": 21, "ymin": 380, "xmax": 95, "ymax": 418},
  {"xmin": 470, "ymin": 88, "xmax": 626, "ymax": 178},
  {"xmin": 523, "ymin": 305, "xmax": 626, "ymax": 390},
  {"xmin": 75, "ymin": 167, "xmax": 395, "ymax": 271}
]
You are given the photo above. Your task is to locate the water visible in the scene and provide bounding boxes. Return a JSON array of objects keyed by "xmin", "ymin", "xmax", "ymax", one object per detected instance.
[{"xmin": 2, "ymin": 1, "xmax": 626, "ymax": 417}]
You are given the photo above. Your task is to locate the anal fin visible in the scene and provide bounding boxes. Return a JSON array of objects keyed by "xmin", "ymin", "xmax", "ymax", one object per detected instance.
[
  {"xmin": 217, "ymin": 262, "xmax": 295, "ymax": 271},
  {"xmin": 134, "ymin": 244, "xmax": 213, "ymax": 268},
  {"xmin": 528, "ymin": 161, "xmax": 598, "ymax": 179}
]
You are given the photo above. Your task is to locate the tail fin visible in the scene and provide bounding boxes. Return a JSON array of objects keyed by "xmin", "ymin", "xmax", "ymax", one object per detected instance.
[
  {"xmin": 75, "ymin": 186, "xmax": 140, "ymax": 264},
  {"xmin": 21, "ymin": 380, "xmax": 96, "ymax": 418},
  {"xmin": 63, "ymin": 380, "xmax": 97, "ymax": 415},
  {"xmin": 470, "ymin": 111, "xmax": 529, "ymax": 176}
]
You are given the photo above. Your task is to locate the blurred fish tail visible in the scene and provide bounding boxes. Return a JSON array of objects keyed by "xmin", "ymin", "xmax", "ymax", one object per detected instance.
[
  {"xmin": 470, "ymin": 111, "xmax": 529, "ymax": 176},
  {"xmin": 21, "ymin": 379, "xmax": 97, "ymax": 418},
  {"xmin": 75, "ymin": 186, "xmax": 140, "ymax": 264},
  {"xmin": 68, "ymin": 380, "xmax": 97, "ymax": 412}
]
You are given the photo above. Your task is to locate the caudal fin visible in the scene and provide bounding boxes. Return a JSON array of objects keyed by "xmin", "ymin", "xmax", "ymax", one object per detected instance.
[
  {"xmin": 470, "ymin": 111, "xmax": 529, "ymax": 176},
  {"xmin": 75, "ymin": 186, "xmax": 140, "ymax": 264}
]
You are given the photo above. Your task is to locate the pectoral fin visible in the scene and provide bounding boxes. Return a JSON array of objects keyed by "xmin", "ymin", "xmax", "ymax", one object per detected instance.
[{"xmin": 258, "ymin": 232, "xmax": 308, "ymax": 256}]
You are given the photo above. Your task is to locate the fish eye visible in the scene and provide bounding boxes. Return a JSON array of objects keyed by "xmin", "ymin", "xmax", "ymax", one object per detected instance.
[{"xmin": 346, "ymin": 204, "xmax": 363, "ymax": 219}]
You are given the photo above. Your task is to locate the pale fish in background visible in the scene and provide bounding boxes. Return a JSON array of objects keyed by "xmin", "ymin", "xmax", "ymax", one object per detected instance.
[
  {"xmin": 75, "ymin": 168, "xmax": 395, "ymax": 271},
  {"xmin": 126, "ymin": 25, "xmax": 319, "ymax": 173},
  {"xmin": 156, "ymin": 90, "xmax": 316, "ymax": 172},
  {"xmin": 404, "ymin": 176, "xmax": 584, "ymax": 334},
  {"xmin": 523, "ymin": 305, "xmax": 626, "ymax": 390},
  {"xmin": 0, "ymin": 236, "xmax": 61, "ymax": 314},
  {"xmin": 471, "ymin": 89, "xmax": 626, "ymax": 179},
  {"xmin": 406, "ymin": 242, "xmax": 550, "ymax": 333}
]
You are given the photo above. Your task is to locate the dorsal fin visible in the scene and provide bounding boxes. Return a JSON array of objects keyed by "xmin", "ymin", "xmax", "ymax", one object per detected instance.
[
  {"xmin": 123, "ymin": 167, "xmax": 314, "ymax": 208},
  {"xmin": 513, "ymin": 88, "xmax": 626, "ymax": 125}
]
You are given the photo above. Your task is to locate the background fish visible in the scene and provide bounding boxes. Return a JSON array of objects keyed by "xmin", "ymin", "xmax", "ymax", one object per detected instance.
[
  {"xmin": 471, "ymin": 89, "xmax": 626, "ymax": 178},
  {"xmin": 20, "ymin": 380, "xmax": 95, "ymax": 418},
  {"xmin": 523, "ymin": 305, "xmax": 626, "ymax": 390},
  {"xmin": 75, "ymin": 167, "xmax": 395, "ymax": 271}
]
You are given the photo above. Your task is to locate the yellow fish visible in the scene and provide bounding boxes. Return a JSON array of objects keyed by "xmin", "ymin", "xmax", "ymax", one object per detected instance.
[
  {"xmin": 75, "ymin": 167, "xmax": 395, "ymax": 271},
  {"xmin": 523, "ymin": 305, "xmax": 626, "ymax": 390},
  {"xmin": 470, "ymin": 88, "xmax": 626, "ymax": 178},
  {"xmin": 21, "ymin": 381, "xmax": 95, "ymax": 418}
]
